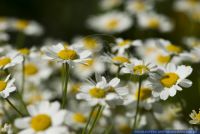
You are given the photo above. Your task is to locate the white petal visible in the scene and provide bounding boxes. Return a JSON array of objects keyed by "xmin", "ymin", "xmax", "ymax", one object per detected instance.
[
  {"xmin": 160, "ymin": 90, "xmax": 169, "ymax": 100},
  {"xmin": 14, "ymin": 117, "xmax": 31, "ymax": 129},
  {"xmin": 179, "ymin": 79, "xmax": 192, "ymax": 88},
  {"xmin": 18, "ymin": 129, "xmax": 34, "ymax": 134},
  {"xmin": 169, "ymin": 87, "xmax": 176, "ymax": 97},
  {"xmin": 109, "ymin": 78, "xmax": 120, "ymax": 87}
]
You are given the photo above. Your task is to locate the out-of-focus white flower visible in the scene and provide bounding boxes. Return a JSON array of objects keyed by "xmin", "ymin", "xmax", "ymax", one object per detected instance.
[
  {"xmin": 0, "ymin": 32, "xmax": 9, "ymax": 42},
  {"xmin": 100, "ymin": 0, "xmax": 122, "ymax": 10},
  {"xmin": 121, "ymin": 59, "xmax": 157, "ymax": 76},
  {"xmin": 137, "ymin": 12, "xmax": 173, "ymax": 32},
  {"xmin": 10, "ymin": 19, "xmax": 43, "ymax": 36},
  {"xmin": 112, "ymin": 38, "xmax": 142, "ymax": 55},
  {"xmin": 73, "ymin": 57, "xmax": 105, "ymax": 79},
  {"xmin": 149, "ymin": 63, "xmax": 192, "ymax": 100},
  {"xmin": 87, "ymin": 11, "xmax": 133, "ymax": 33},
  {"xmin": 126, "ymin": 0, "xmax": 154, "ymax": 15},
  {"xmin": 76, "ymin": 76, "xmax": 128, "ymax": 107},
  {"xmin": 174, "ymin": 0, "xmax": 200, "ymax": 13},
  {"xmin": 0, "ymin": 52, "xmax": 23, "ymax": 70},
  {"xmin": 73, "ymin": 37, "xmax": 103, "ymax": 53},
  {"xmin": 0, "ymin": 17, "xmax": 10, "ymax": 31},
  {"xmin": 14, "ymin": 101, "xmax": 68, "ymax": 134},
  {"xmin": 43, "ymin": 43, "xmax": 91, "ymax": 66},
  {"xmin": 189, "ymin": 109, "xmax": 200, "ymax": 124},
  {"xmin": 0, "ymin": 75, "xmax": 16, "ymax": 98},
  {"xmin": 184, "ymin": 37, "xmax": 200, "ymax": 49}
]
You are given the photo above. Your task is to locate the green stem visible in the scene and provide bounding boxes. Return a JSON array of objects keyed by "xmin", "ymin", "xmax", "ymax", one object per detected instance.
[
  {"xmin": 132, "ymin": 76, "xmax": 142, "ymax": 129},
  {"xmin": 61, "ymin": 63, "xmax": 69, "ymax": 109},
  {"xmin": 116, "ymin": 65, "xmax": 121, "ymax": 77},
  {"xmin": 16, "ymin": 91, "xmax": 29, "ymax": 115},
  {"xmin": 88, "ymin": 105, "xmax": 104, "ymax": 134},
  {"xmin": 5, "ymin": 98, "xmax": 24, "ymax": 117},
  {"xmin": 82, "ymin": 105, "xmax": 97, "ymax": 134}
]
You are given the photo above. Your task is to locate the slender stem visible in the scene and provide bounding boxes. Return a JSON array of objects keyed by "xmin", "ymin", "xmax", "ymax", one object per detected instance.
[
  {"xmin": 61, "ymin": 63, "xmax": 69, "ymax": 109},
  {"xmin": 5, "ymin": 98, "xmax": 24, "ymax": 117},
  {"xmin": 88, "ymin": 105, "xmax": 104, "ymax": 134},
  {"xmin": 16, "ymin": 91, "xmax": 29, "ymax": 115},
  {"xmin": 82, "ymin": 105, "xmax": 97, "ymax": 134},
  {"xmin": 116, "ymin": 65, "xmax": 121, "ymax": 77},
  {"xmin": 132, "ymin": 76, "xmax": 142, "ymax": 129},
  {"xmin": 21, "ymin": 57, "xmax": 25, "ymax": 95}
]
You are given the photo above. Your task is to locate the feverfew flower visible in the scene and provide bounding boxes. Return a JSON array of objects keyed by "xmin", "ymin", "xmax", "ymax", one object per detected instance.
[
  {"xmin": 87, "ymin": 11, "xmax": 133, "ymax": 33},
  {"xmin": 112, "ymin": 38, "xmax": 142, "ymax": 55},
  {"xmin": 137, "ymin": 12, "xmax": 173, "ymax": 32},
  {"xmin": 0, "ymin": 75, "xmax": 16, "ymax": 98},
  {"xmin": 43, "ymin": 43, "xmax": 91, "ymax": 65},
  {"xmin": 0, "ymin": 52, "xmax": 23, "ymax": 70},
  {"xmin": 14, "ymin": 101, "xmax": 68, "ymax": 134},
  {"xmin": 149, "ymin": 63, "xmax": 192, "ymax": 100},
  {"xmin": 121, "ymin": 59, "xmax": 157, "ymax": 76},
  {"xmin": 189, "ymin": 109, "xmax": 200, "ymax": 125},
  {"xmin": 76, "ymin": 76, "xmax": 128, "ymax": 107}
]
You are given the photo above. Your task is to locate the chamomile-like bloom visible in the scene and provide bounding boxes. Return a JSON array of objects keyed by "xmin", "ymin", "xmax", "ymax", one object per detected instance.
[
  {"xmin": 43, "ymin": 43, "xmax": 91, "ymax": 65},
  {"xmin": 10, "ymin": 19, "xmax": 43, "ymax": 36},
  {"xmin": 14, "ymin": 101, "xmax": 68, "ymax": 134},
  {"xmin": 149, "ymin": 63, "xmax": 193, "ymax": 100},
  {"xmin": 126, "ymin": 0, "xmax": 154, "ymax": 15},
  {"xmin": 99, "ymin": 0, "xmax": 122, "ymax": 10},
  {"xmin": 0, "ymin": 52, "xmax": 23, "ymax": 70},
  {"xmin": 112, "ymin": 38, "xmax": 142, "ymax": 55},
  {"xmin": 158, "ymin": 39, "xmax": 182, "ymax": 55},
  {"xmin": 104, "ymin": 53, "xmax": 130, "ymax": 67},
  {"xmin": 87, "ymin": 11, "xmax": 133, "ymax": 33},
  {"xmin": 184, "ymin": 37, "xmax": 200, "ymax": 49},
  {"xmin": 189, "ymin": 109, "xmax": 200, "ymax": 125},
  {"xmin": 76, "ymin": 76, "xmax": 128, "ymax": 107},
  {"xmin": 0, "ymin": 75, "xmax": 16, "ymax": 98},
  {"xmin": 137, "ymin": 12, "xmax": 173, "ymax": 32},
  {"xmin": 121, "ymin": 59, "xmax": 157, "ymax": 76}
]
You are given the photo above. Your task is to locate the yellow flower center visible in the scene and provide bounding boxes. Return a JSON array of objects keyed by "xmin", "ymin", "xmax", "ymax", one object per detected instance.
[
  {"xmin": 83, "ymin": 38, "xmax": 98, "ymax": 50},
  {"xmin": 118, "ymin": 40, "xmax": 131, "ymax": 47},
  {"xmin": 106, "ymin": 19, "xmax": 119, "ymax": 30},
  {"xmin": 0, "ymin": 81, "xmax": 7, "ymax": 91},
  {"xmin": 57, "ymin": 49, "xmax": 78, "ymax": 60},
  {"xmin": 16, "ymin": 20, "xmax": 29, "ymax": 30},
  {"xmin": 24, "ymin": 63, "xmax": 38, "ymax": 76},
  {"xmin": 18, "ymin": 48, "xmax": 30, "ymax": 55},
  {"xmin": 157, "ymin": 55, "xmax": 170, "ymax": 64},
  {"xmin": 195, "ymin": 113, "xmax": 200, "ymax": 121},
  {"xmin": 0, "ymin": 57, "xmax": 11, "ymax": 67},
  {"xmin": 148, "ymin": 18, "xmax": 159, "ymax": 29},
  {"xmin": 80, "ymin": 59, "xmax": 94, "ymax": 69},
  {"xmin": 112, "ymin": 56, "xmax": 130, "ymax": 64},
  {"xmin": 71, "ymin": 84, "xmax": 81, "ymax": 93},
  {"xmin": 89, "ymin": 87, "xmax": 106, "ymax": 98},
  {"xmin": 166, "ymin": 44, "xmax": 182, "ymax": 53},
  {"xmin": 72, "ymin": 113, "xmax": 87, "ymax": 123},
  {"xmin": 135, "ymin": 88, "xmax": 152, "ymax": 101},
  {"xmin": 160, "ymin": 73, "xmax": 179, "ymax": 88},
  {"xmin": 31, "ymin": 114, "xmax": 51, "ymax": 131},
  {"xmin": 133, "ymin": 65, "xmax": 149, "ymax": 75}
]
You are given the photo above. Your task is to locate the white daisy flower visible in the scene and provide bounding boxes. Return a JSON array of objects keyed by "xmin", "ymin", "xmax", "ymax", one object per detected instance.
[
  {"xmin": 73, "ymin": 57, "xmax": 105, "ymax": 79},
  {"xmin": 14, "ymin": 101, "xmax": 68, "ymax": 134},
  {"xmin": 10, "ymin": 19, "xmax": 43, "ymax": 36},
  {"xmin": 43, "ymin": 43, "xmax": 91, "ymax": 65},
  {"xmin": 137, "ymin": 12, "xmax": 173, "ymax": 32},
  {"xmin": 0, "ymin": 75, "xmax": 16, "ymax": 98},
  {"xmin": 126, "ymin": 0, "xmax": 154, "ymax": 15},
  {"xmin": 121, "ymin": 59, "xmax": 157, "ymax": 76},
  {"xmin": 87, "ymin": 11, "xmax": 133, "ymax": 33},
  {"xmin": 149, "ymin": 63, "xmax": 193, "ymax": 100},
  {"xmin": 189, "ymin": 109, "xmax": 200, "ymax": 125},
  {"xmin": 76, "ymin": 76, "xmax": 128, "ymax": 107},
  {"xmin": 183, "ymin": 37, "xmax": 200, "ymax": 49},
  {"xmin": 158, "ymin": 39, "xmax": 183, "ymax": 54},
  {"xmin": 112, "ymin": 38, "xmax": 142, "ymax": 55},
  {"xmin": 0, "ymin": 17, "xmax": 10, "ymax": 31},
  {"xmin": 0, "ymin": 52, "xmax": 23, "ymax": 70},
  {"xmin": 0, "ymin": 32, "xmax": 9, "ymax": 42}
]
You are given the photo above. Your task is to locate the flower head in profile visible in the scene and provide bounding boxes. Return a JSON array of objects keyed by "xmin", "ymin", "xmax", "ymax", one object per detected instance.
[
  {"xmin": 0, "ymin": 52, "xmax": 23, "ymax": 70},
  {"xmin": 112, "ymin": 38, "xmax": 142, "ymax": 55},
  {"xmin": 149, "ymin": 63, "xmax": 193, "ymax": 100},
  {"xmin": 76, "ymin": 76, "xmax": 128, "ymax": 107},
  {"xmin": 189, "ymin": 109, "xmax": 200, "ymax": 125},
  {"xmin": 121, "ymin": 59, "xmax": 157, "ymax": 76},
  {"xmin": 14, "ymin": 101, "xmax": 68, "ymax": 134},
  {"xmin": 87, "ymin": 11, "xmax": 133, "ymax": 33},
  {"xmin": 43, "ymin": 43, "xmax": 91, "ymax": 65},
  {"xmin": 0, "ymin": 75, "xmax": 16, "ymax": 98}
]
